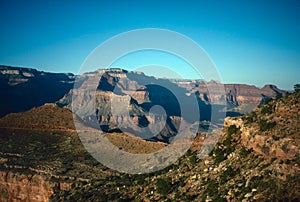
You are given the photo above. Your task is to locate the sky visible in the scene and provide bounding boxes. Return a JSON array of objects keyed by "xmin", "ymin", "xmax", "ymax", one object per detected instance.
[{"xmin": 0, "ymin": 0, "xmax": 299, "ymax": 90}]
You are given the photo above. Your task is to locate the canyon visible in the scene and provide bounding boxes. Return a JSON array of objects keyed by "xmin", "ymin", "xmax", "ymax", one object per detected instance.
[
  {"xmin": 0, "ymin": 91, "xmax": 298, "ymax": 201},
  {"xmin": 1, "ymin": 65, "xmax": 285, "ymax": 119},
  {"xmin": 0, "ymin": 65, "xmax": 297, "ymax": 201}
]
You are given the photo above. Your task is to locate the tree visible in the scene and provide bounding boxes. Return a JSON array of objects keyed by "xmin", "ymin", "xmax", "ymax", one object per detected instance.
[
  {"xmin": 294, "ymin": 84, "xmax": 300, "ymax": 92},
  {"xmin": 275, "ymin": 93, "xmax": 283, "ymax": 99}
]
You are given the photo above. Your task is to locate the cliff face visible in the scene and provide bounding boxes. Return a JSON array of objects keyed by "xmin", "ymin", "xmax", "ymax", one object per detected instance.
[
  {"xmin": 0, "ymin": 65, "xmax": 75, "ymax": 117},
  {"xmin": 0, "ymin": 171, "xmax": 53, "ymax": 202},
  {"xmin": 0, "ymin": 65, "xmax": 287, "ymax": 120},
  {"xmin": 175, "ymin": 81, "xmax": 286, "ymax": 113},
  {"xmin": 59, "ymin": 69, "xmax": 206, "ymax": 142},
  {"xmin": 0, "ymin": 169, "xmax": 83, "ymax": 202}
]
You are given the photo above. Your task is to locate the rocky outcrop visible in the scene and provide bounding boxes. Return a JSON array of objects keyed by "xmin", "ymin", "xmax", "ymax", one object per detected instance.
[
  {"xmin": 224, "ymin": 117, "xmax": 300, "ymax": 160},
  {"xmin": 224, "ymin": 92, "xmax": 300, "ymax": 160},
  {"xmin": 0, "ymin": 171, "xmax": 53, "ymax": 202},
  {"xmin": 0, "ymin": 168, "xmax": 86, "ymax": 202}
]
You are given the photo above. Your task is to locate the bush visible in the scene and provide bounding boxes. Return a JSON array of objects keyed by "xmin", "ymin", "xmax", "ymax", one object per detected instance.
[
  {"xmin": 227, "ymin": 125, "xmax": 239, "ymax": 135},
  {"xmin": 272, "ymin": 135, "xmax": 280, "ymax": 141},
  {"xmin": 261, "ymin": 104, "xmax": 274, "ymax": 115},
  {"xmin": 259, "ymin": 119, "xmax": 276, "ymax": 131},
  {"xmin": 178, "ymin": 178, "xmax": 185, "ymax": 187},
  {"xmin": 156, "ymin": 177, "xmax": 172, "ymax": 195},
  {"xmin": 204, "ymin": 179, "xmax": 219, "ymax": 196},
  {"xmin": 189, "ymin": 153, "xmax": 197, "ymax": 165},
  {"xmin": 224, "ymin": 126, "xmax": 238, "ymax": 154},
  {"xmin": 294, "ymin": 84, "xmax": 300, "ymax": 92},
  {"xmin": 275, "ymin": 93, "xmax": 283, "ymax": 99},
  {"xmin": 203, "ymin": 179, "xmax": 225, "ymax": 201},
  {"xmin": 239, "ymin": 147, "xmax": 249, "ymax": 158},
  {"xmin": 220, "ymin": 166, "xmax": 236, "ymax": 184},
  {"xmin": 214, "ymin": 147, "xmax": 226, "ymax": 164}
]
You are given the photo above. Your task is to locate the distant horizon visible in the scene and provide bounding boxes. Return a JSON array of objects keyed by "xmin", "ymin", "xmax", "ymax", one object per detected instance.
[{"xmin": 0, "ymin": 64, "xmax": 295, "ymax": 91}]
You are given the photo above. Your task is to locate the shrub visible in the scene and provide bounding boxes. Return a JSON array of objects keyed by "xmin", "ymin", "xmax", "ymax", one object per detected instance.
[
  {"xmin": 224, "ymin": 126, "xmax": 238, "ymax": 154},
  {"xmin": 243, "ymin": 111, "xmax": 258, "ymax": 124},
  {"xmin": 261, "ymin": 145, "xmax": 270, "ymax": 155},
  {"xmin": 227, "ymin": 125, "xmax": 239, "ymax": 135},
  {"xmin": 294, "ymin": 84, "xmax": 300, "ymax": 92},
  {"xmin": 261, "ymin": 104, "xmax": 274, "ymax": 115},
  {"xmin": 156, "ymin": 177, "xmax": 172, "ymax": 195},
  {"xmin": 203, "ymin": 179, "xmax": 225, "ymax": 201},
  {"xmin": 214, "ymin": 147, "xmax": 226, "ymax": 164},
  {"xmin": 186, "ymin": 149, "xmax": 192, "ymax": 156},
  {"xmin": 178, "ymin": 178, "xmax": 185, "ymax": 187},
  {"xmin": 259, "ymin": 119, "xmax": 276, "ymax": 131},
  {"xmin": 220, "ymin": 166, "xmax": 236, "ymax": 184},
  {"xmin": 272, "ymin": 135, "xmax": 280, "ymax": 141},
  {"xmin": 189, "ymin": 153, "xmax": 197, "ymax": 165},
  {"xmin": 239, "ymin": 147, "xmax": 249, "ymax": 158},
  {"xmin": 275, "ymin": 93, "xmax": 283, "ymax": 99},
  {"xmin": 204, "ymin": 179, "xmax": 219, "ymax": 196}
]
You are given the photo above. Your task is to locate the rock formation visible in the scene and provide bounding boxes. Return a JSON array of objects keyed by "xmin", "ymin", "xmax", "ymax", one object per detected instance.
[
  {"xmin": 0, "ymin": 65, "xmax": 75, "ymax": 117},
  {"xmin": 175, "ymin": 80, "xmax": 286, "ymax": 113},
  {"xmin": 58, "ymin": 68, "xmax": 207, "ymax": 142},
  {"xmin": 0, "ymin": 86, "xmax": 298, "ymax": 201}
]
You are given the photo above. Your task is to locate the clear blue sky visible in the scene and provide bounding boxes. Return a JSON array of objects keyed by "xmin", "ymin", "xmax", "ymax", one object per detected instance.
[{"xmin": 0, "ymin": 0, "xmax": 299, "ymax": 90}]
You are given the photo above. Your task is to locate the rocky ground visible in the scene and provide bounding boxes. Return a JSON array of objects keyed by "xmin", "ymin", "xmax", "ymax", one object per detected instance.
[{"xmin": 0, "ymin": 90, "xmax": 299, "ymax": 201}]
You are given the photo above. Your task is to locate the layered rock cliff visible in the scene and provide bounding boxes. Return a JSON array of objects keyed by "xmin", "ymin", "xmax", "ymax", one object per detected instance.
[
  {"xmin": 58, "ymin": 69, "xmax": 207, "ymax": 142},
  {"xmin": 0, "ymin": 65, "xmax": 286, "ymax": 121},
  {"xmin": 0, "ymin": 65, "xmax": 75, "ymax": 117},
  {"xmin": 175, "ymin": 80, "xmax": 286, "ymax": 113},
  {"xmin": 0, "ymin": 171, "xmax": 53, "ymax": 202}
]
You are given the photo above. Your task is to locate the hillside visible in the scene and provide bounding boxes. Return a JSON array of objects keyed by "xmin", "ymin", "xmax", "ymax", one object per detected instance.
[
  {"xmin": 0, "ymin": 103, "xmax": 168, "ymax": 201},
  {"xmin": 52, "ymin": 91, "xmax": 299, "ymax": 201},
  {"xmin": 0, "ymin": 90, "xmax": 298, "ymax": 201}
]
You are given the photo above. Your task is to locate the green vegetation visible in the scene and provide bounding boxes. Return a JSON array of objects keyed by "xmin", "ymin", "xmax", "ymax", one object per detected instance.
[
  {"xmin": 258, "ymin": 119, "xmax": 276, "ymax": 131},
  {"xmin": 227, "ymin": 124, "xmax": 240, "ymax": 135},
  {"xmin": 294, "ymin": 84, "xmax": 300, "ymax": 92},
  {"xmin": 242, "ymin": 111, "xmax": 257, "ymax": 124},
  {"xmin": 212, "ymin": 125, "xmax": 241, "ymax": 164},
  {"xmin": 239, "ymin": 147, "xmax": 250, "ymax": 158},
  {"xmin": 261, "ymin": 103, "xmax": 274, "ymax": 115},
  {"xmin": 156, "ymin": 177, "xmax": 173, "ymax": 195},
  {"xmin": 203, "ymin": 179, "xmax": 224, "ymax": 201},
  {"xmin": 220, "ymin": 166, "xmax": 236, "ymax": 184},
  {"xmin": 189, "ymin": 153, "xmax": 198, "ymax": 165},
  {"xmin": 214, "ymin": 146, "xmax": 226, "ymax": 164},
  {"xmin": 275, "ymin": 93, "xmax": 283, "ymax": 99}
]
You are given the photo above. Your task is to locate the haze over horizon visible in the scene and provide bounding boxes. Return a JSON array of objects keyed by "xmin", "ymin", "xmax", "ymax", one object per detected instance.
[{"xmin": 0, "ymin": 0, "xmax": 299, "ymax": 90}]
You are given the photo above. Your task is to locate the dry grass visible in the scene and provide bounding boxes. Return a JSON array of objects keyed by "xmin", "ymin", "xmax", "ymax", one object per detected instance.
[{"xmin": 105, "ymin": 132, "xmax": 166, "ymax": 154}]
